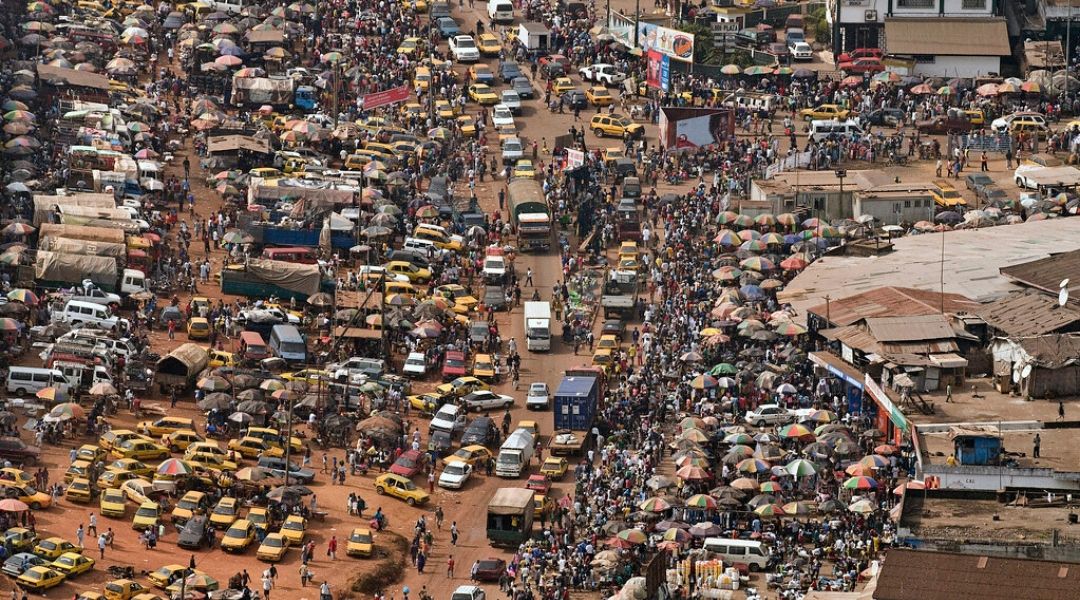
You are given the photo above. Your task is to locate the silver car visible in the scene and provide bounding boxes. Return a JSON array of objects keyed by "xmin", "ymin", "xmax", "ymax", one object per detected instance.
[{"xmin": 525, "ymin": 382, "xmax": 549, "ymax": 409}]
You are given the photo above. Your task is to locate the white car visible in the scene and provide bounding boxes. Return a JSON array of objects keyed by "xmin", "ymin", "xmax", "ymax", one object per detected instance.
[
  {"xmin": 463, "ymin": 390, "xmax": 514, "ymax": 411},
  {"xmin": 744, "ymin": 404, "xmax": 795, "ymax": 428},
  {"xmin": 402, "ymin": 352, "xmax": 427, "ymax": 377},
  {"xmin": 578, "ymin": 63, "xmax": 626, "ymax": 85},
  {"xmin": 492, "ymin": 104, "xmax": 515, "ymax": 128},
  {"xmin": 238, "ymin": 307, "xmax": 300, "ymax": 325},
  {"xmin": 525, "ymin": 382, "xmax": 549, "ymax": 409},
  {"xmin": 483, "ymin": 256, "xmax": 507, "ymax": 281},
  {"xmin": 449, "ymin": 35, "xmax": 480, "ymax": 62},
  {"xmin": 501, "ymin": 137, "xmax": 524, "ymax": 164},
  {"xmin": 438, "ymin": 462, "xmax": 472, "ymax": 489},
  {"xmin": 788, "ymin": 41, "xmax": 813, "ymax": 61},
  {"xmin": 991, "ymin": 111, "xmax": 1047, "ymax": 133},
  {"xmin": 500, "ymin": 90, "xmax": 522, "ymax": 114},
  {"xmin": 71, "ymin": 288, "xmax": 122, "ymax": 306},
  {"xmin": 357, "ymin": 265, "xmax": 410, "ymax": 283}
]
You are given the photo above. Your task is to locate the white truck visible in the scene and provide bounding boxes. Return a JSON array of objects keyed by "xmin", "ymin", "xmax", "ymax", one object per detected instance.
[
  {"xmin": 523, "ymin": 301, "xmax": 551, "ymax": 352},
  {"xmin": 496, "ymin": 428, "xmax": 535, "ymax": 477},
  {"xmin": 578, "ymin": 63, "xmax": 626, "ymax": 85},
  {"xmin": 449, "ymin": 35, "xmax": 480, "ymax": 62}
]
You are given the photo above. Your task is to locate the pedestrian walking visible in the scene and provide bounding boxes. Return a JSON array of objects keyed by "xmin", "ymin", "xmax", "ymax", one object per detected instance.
[
  {"xmin": 1059, "ymin": 400, "xmax": 1066, "ymax": 420},
  {"xmin": 450, "ymin": 521, "xmax": 459, "ymax": 545},
  {"xmin": 447, "ymin": 555, "xmax": 455, "ymax": 577},
  {"xmin": 1033, "ymin": 433, "xmax": 1041, "ymax": 458},
  {"xmin": 326, "ymin": 535, "xmax": 337, "ymax": 560}
]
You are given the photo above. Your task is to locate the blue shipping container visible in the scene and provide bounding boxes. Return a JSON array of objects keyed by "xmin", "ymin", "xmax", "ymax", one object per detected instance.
[{"xmin": 553, "ymin": 376, "xmax": 598, "ymax": 431}]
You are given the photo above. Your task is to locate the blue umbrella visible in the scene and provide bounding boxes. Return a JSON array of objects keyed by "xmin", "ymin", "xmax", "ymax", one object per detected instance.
[
  {"xmin": 783, "ymin": 234, "xmax": 800, "ymax": 245},
  {"xmin": 741, "ymin": 284, "xmax": 765, "ymax": 300},
  {"xmin": 219, "ymin": 45, "xmax": 244, "ymax": 56}
]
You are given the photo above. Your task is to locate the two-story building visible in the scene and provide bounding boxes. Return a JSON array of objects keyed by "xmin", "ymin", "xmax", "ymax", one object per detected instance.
[{"xmin": 828, "ymin": 0, "xmax": 1012, "ymax": 76}]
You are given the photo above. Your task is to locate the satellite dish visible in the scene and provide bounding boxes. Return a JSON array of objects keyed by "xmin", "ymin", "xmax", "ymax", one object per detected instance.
[
  {"xmin": 1060, "ymin": 287, "xmax": 1070, "ymax": 307},
  {"xmin": 1061, "ymin": 278, "xmax": 1070, "ymax": 289},
  {"xmin": 1012, "ymin": 368, "xmax": 1021, "ymax": 383},
  {"xmin": 1022, "ymin": 364, "xmax": 1032, "ymax": 379}
]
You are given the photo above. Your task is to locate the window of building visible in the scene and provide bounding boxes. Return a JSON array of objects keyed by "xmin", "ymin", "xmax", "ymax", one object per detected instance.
[
  {"xmin": 913, "ymin": 55, "xmax": 936, "ymax": 63},
  {"xmin": 897, "ymin": 0, "xmax": 934, "ymax": 7},
  {"xmin": 962, "ymin": 0, "xmax": 986, "ymax": 8},
  {"xmin": 904, "ymin": 200, "xmax": 912, "ymax": 208}
]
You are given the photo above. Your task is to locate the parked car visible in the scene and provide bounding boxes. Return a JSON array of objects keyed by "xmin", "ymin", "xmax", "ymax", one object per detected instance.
[
  {"xmin": 498, "ymin": 61, "xmax": 523, "ymax": 82},
  {"xmin": 389, "ymin": 449, "xmax": 429, "ymax": 478},
  {"xmin": 578, "ymin": 63, "xmax": 625, "ymax": 85},
  {"xmin": 744, "ymin": 404, "xmax": 795, "ymax": 427},
  {"xmin": 438, "ymin": 462, "xmax": 473, "ymax": 489},
  {"xmin": 525, "ymin": 382, "xmax": 549, "ymax": 409},
  {"xmin": 472, "ymin": 558, "xmax": 507, "ymax": 581},
  {"xmin": 461, "ymin": 417, "xmax": 498, "ymax": 446},
  {"xmin": 177, "ymin": 516, "xmax": 212, "ymax": 549},
  {"xmin": 511, "ymin": 76, "xmax": 534, "ymax": 98},
  {"xmin": 916, "ymin": 113, "xmax": 974, "ymax": 134},
  {"xmin": 463, "ymin": 390, "xmax": 515, "ymax": 411},
  {"xmin": 965, "ymin": 173, "xmax": 994, "ymax": 194},
  {"xmin": 0, "ymin": 438, "xmax": 39, "ymax": 465},
  {"xmin": 402, "ymin": 352, "xmax": 427, "ymax": 378},
  {"xmin": 859, "ymin": 108, "xmax": 905, "ymax": 127}
]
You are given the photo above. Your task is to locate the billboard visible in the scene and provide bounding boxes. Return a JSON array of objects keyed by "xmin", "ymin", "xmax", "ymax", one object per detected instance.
[
  {"xmin": 646, "ymin": 50, "xmax": 671, "ymax": 90},
  {"xmin": 638, "ymin": 23, "xmax": 694, "ymax": 62},
  {"xmin": 361, "ymin": 85, "xmax": 410, "ymax": 110},
  {"xmin": 658, "ymin": 107, "xmax": 734, "ymax": 151}
]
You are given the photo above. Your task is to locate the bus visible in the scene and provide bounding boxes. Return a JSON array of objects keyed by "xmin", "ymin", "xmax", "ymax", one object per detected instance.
[
  {"xmin": 269, "ymin": 325, "xmax": 307, "ymax": 364},
  {"xmin": 261, "ymin": 247, "xmax": 318, "ymax": 264}
]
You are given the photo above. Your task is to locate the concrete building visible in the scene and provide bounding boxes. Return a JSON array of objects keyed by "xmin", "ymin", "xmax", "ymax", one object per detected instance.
[
  {"xmin": 750, "ymin": 170, "xmax": 895, "ymax": 222},
  {"xmin": 853, "ymin": 185, "xmax": 937, "ymax": 225}
]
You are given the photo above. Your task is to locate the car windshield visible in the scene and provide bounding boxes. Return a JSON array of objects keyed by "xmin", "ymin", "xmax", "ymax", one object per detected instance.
[
  {"xmin": 264, "ymin": 536, "xmax": 284, "ymax": 547},
  {"xmin": 351, "ymin": 532, "xmax": 372, "ymax": 543},
  {"xmin": 136, "ymin": 506, "xmax": 157, "ymax": 517},
  {"xmin": 445, "ymin": 464, "xmax": 466, "ymax": 475},
  {"xmin": 398, "ymin": 479, "xmax": 417, "ymax": 490},
  {"xmin": 456, "ymin": 38, "xmax": 475, "ymax": 48},
  {"xmin": 225, "ymin": 527, "xmax": 248, "ymax": 538},
  {"xmin": 39, "ymin": 541, "xmax": 56, "ymax": 550},
  {"xmin": 283, "ymin": 520, "xmax": 303, "ymax": 530},
  {"xmin": 178, "ymin": 498, "xmax": 198, "ymax": 510},
  {"xmin": 397, "ymin": 457, "xmax": 416, "ymax": 468},
  {"xmin": 214, "ymin": 504, "xmax": 236, "ymax": 515}
]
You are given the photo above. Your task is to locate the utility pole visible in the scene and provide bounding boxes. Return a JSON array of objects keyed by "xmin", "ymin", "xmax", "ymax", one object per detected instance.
[{"xmin": 633, "ymin": 0, "xmax": 641, "ymax": 47}]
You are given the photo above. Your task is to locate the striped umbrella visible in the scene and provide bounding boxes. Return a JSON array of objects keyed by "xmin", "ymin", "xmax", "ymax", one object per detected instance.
[
  {"xmin": 860, "ymin": 454, "xmax": 891, "ymax": 469},
  {"xmin": 737, "ymin": 229, "xmax": 761, "ymax": 241},
  {"xmin": 802, "ymin": 409, "xmax": 836, "ymax": 423},
  {"xmin": 778, "ymin": 423, "xmax": 814, "ymax": 440},
  {"xmin": 740, "ymin": 240, "xmax": 768, "ymax": 253},
  {"xmin": 711, "ymin": 266, "xmax": 742, "ymax": 281},
  {"xmin": 783, "ymin": 501, "xmax": 816, "ymax": 516},
  {"xmin": 723, "ymin": 446, "xmax": 755, "ymax": 463},
  {"xmin": 690, "ymin": 374, "xmax": 718, "ymax": 390},
  {"xmin": 662, "ymin": 527, "xmax": 692, "ymax": 543},
  {"xmin": 777, "ymin": 213, "xmax": 797, "ymax": 226},
  {"xmin": 723, "ymin": 432, "xmax": 754, "ymax": 445},
  {"xmin": 35, "ymin": 387, "xmax": 66, "ymax": 402},
  {"xmin": 678, "ymin": 429, "xmax": 710, "ymax": 443},
  {"xmin": 6, "ymin": 289, "xmax": 36, "ymax": 304},
  {"xmin": 785, "ymin": 458, "xmax": 818, "ymax": 478},
  {"xmin": 845, "ymin": 463, "xmax": 876, "ymax": 476},
  {"xmin": 157, "ymin": 458, "xmax": 194, "ymax": 476},
  {"xmin": 639, "ymin": 497, "xmax": 672, "ymax": 512},
  {"xmin": 848, "ymin": 499, "xmax": 875, "ymax": 514},
  {"xmin": 0, "ymin": 317, "xmax": 20, "ymax": 331},
  {"xmin": 816, "ymin": 226, "xmax": 843, "ymax": 239},
  {"xmin": 780, "ymin": 256, "xmax": 809, "ymax": 270},
  {"xmin": 730, "ymin": 477, "xmax": 760, "ymax": 491},
  {"xmin": 616, "ymin": 528, "xmax": 647, "ymax": 544},
  {"xmin": 739, "ymin": 257, "xmax": 775, "ymax": 272},
  {"xmin": 754, "ymin": 503, "xmax": 787, "ymax": 518},
  {"xmin": 773, "ymin": 321, "xmax": 807, "ymax": 337},
  {"xmin": 736, "ymin": 458, "xmax": 771, "ymax": 474},
  {"xmin": 675, "ymin": 465, "xmax": 711, "ymax": 480},
  {"xmin": 713, "ymin": 229, "xmax": 740, "ymax": 246},
  {"xmin": 758, "ymin": 481, "xmax": 782, "ymax": 493},
  {"xmin": 761, "ymin": 232, "xmax": 785, "ymax": 245},
  {"xmin": 732, "ymin": 214, "xmax": 754, "ymax": 228},
  {"xmin": 49, "ymin": 402, "xmax": 84, "ymax": 420},
  {"xmin": 843, "ymin": 476, "xmax": 879, "ymax": 490},
  {"xmin": 259, "ymin": 379, "xmax": 285, "ymax": 391},
  {"xmin": 676, "ymin": 455, "xmax": 708, "ymax": 468},
  {"xmin": 197, "ymin": 376, "xmax": 231, "ymax": 392},
  {"xmin": 684, "ymin": 494, "xmax": 718, "ymax": 510},
  {"xmin": 717, "ymin": 211, "xmax": 740, "ymax": 224},
  {"xmin": 720, "ymin": 64, "xmax": 741, "ymax": 75},
  {"xmin": 754, "ymin": 213, "xmax": 776, "ymax": 227}
]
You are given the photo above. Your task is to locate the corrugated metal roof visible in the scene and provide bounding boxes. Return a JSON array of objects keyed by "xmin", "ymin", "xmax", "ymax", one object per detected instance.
[
  {"xmin": 865, "ymin": 315, "xmax": 955, "ymax": 342},
  {"xmin": 803, "ymin": 287, "xmax": 979, "ymax": 327},
  {"xmin": 999, "ymin": 248, "xmax": 1080, "ymax": 295},
  {"xmin": 976, "ymin": 290, "xmax": 1080, "ymax": 337},
  {"xmin": 1014, "ymin": 334, "xmax": 1080, "ymax": 368},
  {"xmin": 884, "ymin": 18, "xmax": 1011, "ymax": 56},
  {"xmin": 875, "ymin": 548, "xmax": 1080, "ymax": 600}
]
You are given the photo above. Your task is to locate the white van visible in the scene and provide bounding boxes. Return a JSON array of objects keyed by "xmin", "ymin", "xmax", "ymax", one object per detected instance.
[
  {"xmin": 57, "ymin": 330, "xmax": 136, "ymax": 358},
  {"xmin": 403, "ymin": 237, "xmax": 448, "ymax": 258},
  {"xmin": 809, "ymin": 119, "xmax": 864, "ymax": 142},
  {"xmin": 702, "ymin": 538, "xmax": 769, "ymax": 571},
  {"xmin": 54, "ymin": 300, "xmax": 125, "ymax": 330},
  {"xmin": 7, "ymin": 367, "xmax": 70, "ymax": 397},
  {"xmin": 487, "ymin": 0, "xmax": 514, "ymax": 22}
]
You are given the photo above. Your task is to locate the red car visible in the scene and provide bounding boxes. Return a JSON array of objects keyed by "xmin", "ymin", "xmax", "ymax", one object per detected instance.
[
  {"xmin": 472, "ymin": 558, "xmax": 507, "ymax": 582},
  {"xmin": 389, "ymin": 450, "xmax": 429, "ymax": 478},
  {"xmin": 442, "ymin": 350, "xmax": 467, "ymax": 381},
  {"xmin": 839, "ymin": 57, "xmax": 884, "ymax": 74},
  {"xmin": 837, "ymin": 47, "xmax": 883, "ymax": 63},
  {"xmin": 524, "ymin": 474, "xmax": 551, "ymax": 495}
]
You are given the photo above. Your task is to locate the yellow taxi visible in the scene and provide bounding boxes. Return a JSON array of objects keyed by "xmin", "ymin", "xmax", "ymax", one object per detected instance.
[
  {"xmin": 207, "ymin": 349, "xmax": 237, "ymax": 369},
  {"xmin": 99, "ymin": 430, "xmax": 149, "ymax": 452},
  {"xmin": 281, "ymin": 369, "xmax": 332, "ymax": 385},
  {"xmin": 137, "ymin": 417, "xmax": 196, "ymax": 438},
  {"xmin": 248, "ymin": 167, "xmax": 284, "ymax": 180},
  {"xmin": 3, "ymin": 527, "xmax": 37, "ymax": 551},
  {"xmin": 396, "ymin": 36, "xmax": 422, "ymax": 56},
  {"xmin": 436, "ymin": 376, "xmax": 489, "ymax": 398},
  {"xmin": 247, "ymin": 507, "xmax": 270, "ymax": 532},
  {"xmin": 930, "ymin": 179, "xmax": 967, "ymax": 207},
  {"xmin": 346, "ymin": 527, "xmax": 374, "ymax": 557},
  {"xmin": 97, "ymin": 469, "xmax": 142, "ymax": 489},
  {"xmin": 458, "ymin": 114, "xmax": 477, "ymax": 137},
  {"xmin": 552, "ymin": 77, "xmax": 575, "ymax": 94},
  {"xmin": 171, "ymin": 491, "xmax": 208, "ymax": 523},
  {"xmin": 471, "ymin": 353, "xmax": 496, "ymax": 381},
  {"xmin": 221, "ymin": 519, "xmax": 256, "ymax": 552},
  {"xmin": 590, "ymin": 114, "xmax": 644, "ymax": 139},
  {"xmin": 245, "ymin": 427, "xmax": 303, "ymax": 453},
  {"xmin": 468, "ymin": 83, "xmax": 499, "ymax": 105},
  {"xmin": 539, "ymin": 456, "xmax": 569, "ymax": 479},
  {"xmin": 374, "ymin": 473, "xmax": 430, "ymax": 506},
  {"xmin": 256, "ymin": 532, "xmax": 290, "ymax": 562},
  {"xmin": 0, "ymin": 468, "xmax": 33, "ymax": 486},
  {"xmin": 964, "ymin": 109, "xmax": 985, "ymax": 126},
  {"xmin": 187, "ymin": 451, "xmax": 237, "ymax": 473},
  {"xmin": 435, "ymin": 99, "xmax": 459, "ymax": 120},
  {"xmin": 468, "ymin": 64, "xmax": 494, "ymax": 83},
  {"xmin": 477, "ymin": 32, "xmax": 501, "ymax": 55},
  {"xmin": 602, "ymin": 147, "xmax": 625, "ymax": 164},
  {"xmin": 16, "ymin": 565, "xmax": 65, "ymax": 591},
  {"xmin": 161, "ymin": 430, "xmax": 205, "ymax": 453},
  {"xmin": 383, "ymin": 260, "xmax": 432, "ymax": 283},
  {"xmin": 33, "ymin": 537, "xmax": 83, "ymax": 560},
  {"xmin": 799, "ymin": 104, "xmax": 850, "ymax": 121},
  {"xmin": 228, "ymin": 436, "xmax": 285, "ymax": 459},
  {"xmin": 413, "ymin": 66, "xmax": 432, "ymax": 92},
  {"xmin": 435, "ymin": 284, "xmax": 478, "ymax": 311},
  {"xmin": 618, "ymin": 240, "xmax": 639, "ymax": 260},
  {"xmin": 400, "ymin": 102, "xmax": 424, "ymax": 119},
  {"xmin": 99, "ymin": 488, "xmax": 127, "ymax": 518},
  {"xmin": 443, "ymin": 445, "xmax": 493, "ymax": 467},
  {"xmin": 209, "ymin": 497, "xmax": 240, "ymax": 528},
  {"xmin": 597, "ymin": 334, "xmax": 620, "ymax": 351},
  {"xmin": 65, "ymin": 478, "xmax": 94, "ymax": 503},
  {"xmin": 586, "ymin": 86, "xmax": 613, "ymax": 106},
  {"xmin": 131, "ymin": 501, "xmax": 160, "ymax": 531},
  {"xmin": 513, "ymin": 159, "xmax": 537, "ymax": 179},
  {"xmin": 65, "ymin": 460, "xmax": 92, "ymax": 484},
  {"xmin": 591, "ymin": 347, "xmax": 614, "ymax": 372},
  {"xmin": 121, "ymin": 480, "xmax": 155, "ymax": 506},
  {"xmin": 107, "ymin": 459, "xmax": 154, "ymax": 478},
  {"xmin": 103, "ymin": 578, "xmax": 147, "ymax": 600},
  {"xmin": 76, "ymin": 444, "xmax": 108, "ymax": 464},
  {"xmin": 148, "ymin": 564, "xmax": 187, "ymax": 588},
  {"xmin": 0, "ymin": 483, "xmax": 51, "ymax": 509},
  {"xmin": 184, "ymin": 442, "xmax": 233, "ymax": 462},
  {"xmin": 111, "ymin": 439, "xmax": 169, "ymax": 461},
  {"xmin": 280, "ymin": 514, "xmax": 307, "ymax": 544},
  {"xmin": 50, "ymin": 552, "xmax": 95, "ymax": 577}
]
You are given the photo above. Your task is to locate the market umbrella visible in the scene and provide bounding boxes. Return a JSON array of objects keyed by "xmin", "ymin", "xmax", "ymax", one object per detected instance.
[
  {"xmin": 754, "ymin": 503, "xmax": 787, "ymax": 518},
  {"xmin": 678, "ymin": 429, "xmax": 710, "ymax": 443},
  {"xmin": 848, "ymin": 499, "xmax": 875, "ymax": 514},
  {"xmin": 639, "ymin": 497, "xmax": 672, "ymax": 512},
  {"xmin": 88, "ymin": 382, "xmax": 117, "ymax": 396},
  {"xmin": 675, "ymin": 465, "xmax": 710, "ymax": 480},
  {"xmin": 157, "ymin": 458, "xmax": 194, "ymax": 476},
  {"xmin": 198, "ymin": 376, "xmax": 231, "ymax": 392},
  {"xmin": 2, "ymin": 222, "xmax": 34, "ymax": 236},
  {"xmin": 758, "ymin": 481, "xmax": 782, "ymax": 493},
  {"xmin": 35, "ymin": 387, "xmax": 65, "ymax": 402},
  {"xmin": 874, "ymin": 444, "xmax": 898, "ymax": 455},
  {"xmin": 646, "ymin": 475, "xmax": 674, "ymax": 490},
  {"xmin": 844, "ymin": 463, "xmax": 875, "ymax": 476},
  {"xmin": 615, "ymin": 528, "xmax": 646, "ymax": 544},
  {"xmin": 843, "ymin": 476, "xmax": 879, "ymax": 490},
  {"xmin": 0, "ymin": 499, "xmax": 28, "ymax": 512},
  {"xmin": 268, "ymin": 485, "xmax": 314, "ymax": 499},
  {"xmin": 49, "ymin": 402, "xmax": 84, "ymax": 420},
  {"xmin": 197, "ymin": 393, "xmax": 234, "ymax": 411},
  {"xmin": 736, "ymin": 458, "xmax": 770, "ymax": 474},
  {"xmin": 688, "ymin": 522, "xmax": 722, "ymax": 537},
  {"xmin": 690, "ymin": 374, "xmax": 718, "ymax": 390},
  {"xmin": 228, "ymin": 412, "xmax": 253, "ymax": 424},
  {"xmin": 783, "ymin": 501, "xmax": 816, "ymax": 516},
  {"xmin": 6, "ymin": 288, "xmax": 36, "ymax": 304},
  {"xmin": 684, "ymin": 494, "xmax": 718, "ymax": 510},
  {"xmin": 723, "ymin": 432, "xmax": 754, "ymax": 445},
  {"xmin": 730, "ymin": 477, "xmax": 759, "ymax": 491},
  {"xmin": 259, "ymin": 379, "xmax": 285, "ymax": 391},
  {"xmin": 307, "ymin": 292, "xmax": 333, "ymax": 307},
  {"xmin": 662, "ymin": 528, "xmax": 692, "ymax": 543},
  {"xmin": 778, "ymin": 423, "xmax": 815, "ymax": 440}
]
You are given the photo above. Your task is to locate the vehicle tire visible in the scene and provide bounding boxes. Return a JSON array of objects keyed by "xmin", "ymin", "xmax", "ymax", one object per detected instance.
[
  {"xmin": 170, "ymin": 445, "xmax": 179, "ymax": 453},
  {"xmin": 29, "ymin": 502, "xmax": 40, "ymax": 510},
  {"xmin": 1016, "ymin": 178, "xmax": 1025, "ymax": 188},
  {"xmin": 804, "ymin": 115, "xmax": 813, "ymax": 122},
  {"xmin": 749, "ymin": 563, "xmax": 760, "ymax": 572},
  {"xmin": 375, "ymin": 486, "xmax": 386, "ymax": 495},
  {"xmin": 14, "ymin": 388, "xmax": 24, "ymax": 396},
  {"xmin": 756, "ymin": 420, "xmax": 766, "ymax": 428},
  {"xmin": 594, "ymin": 128, "xmax": 604, "ymax": 137},
  {"xmin": 406, "ymin": 497, "xmax": 416, "ymax": 506},
  {"xmin": 504, "ymin": 400, "xmax": 513, "ymax": 408}
]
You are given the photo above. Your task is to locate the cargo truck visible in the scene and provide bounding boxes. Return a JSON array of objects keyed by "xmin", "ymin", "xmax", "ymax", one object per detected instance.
[
  {"xmin": 33, "ymin": 251, "xmax": 148, "ymax": 296},
  {"xmin": 523, "ymin": 301, "xmax": 551, "ymax": 352},
  {"xmin": 496, "ymin": 428, "xmax": 535, "ymax": 477},
  {"xmin": 154, "ymin": 344, "xmax": 209, "ymax": 394},
  {"xmin": 219, "ymin": 259, "xmax": 328, "ymax": 302},
  {"xmin": 549, "ymin": 374, "xmax": 599, "ymax": 456},
  {"xmin": 231, "ymin": 75, "xmax": 317, "ymax": 111},
  {"xmin": 507, "ymin": 179, "xmax": 552, "ymax": 251}
]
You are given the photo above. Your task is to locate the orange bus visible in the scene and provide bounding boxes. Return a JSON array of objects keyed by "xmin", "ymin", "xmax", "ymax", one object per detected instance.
[{"xmin": 261, "ymin": 247, "xmax": 318, "ymax": 264}]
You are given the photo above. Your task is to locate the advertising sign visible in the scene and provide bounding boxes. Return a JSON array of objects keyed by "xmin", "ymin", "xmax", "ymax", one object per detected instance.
[
  {"xmin": 660, "ymin": 54, "xmax": 671, "ymax": 92},
  {"xmin": 646, "ymin": 50, "xmax": 662, "ymax": 89},
  {"xmin": 658, "ymin": 107, "xmax": 735, "ymax": 151},
  {"xmin": 565, "ymin": 149, "xmax": 585, "ymax": 170},
  {"xmin": 638, "ymin": 23, "xmax": 694, "ymax": 62},
  {"xmin": 361, "ymin": 85, "xmax": 410, "ymax": 110}
]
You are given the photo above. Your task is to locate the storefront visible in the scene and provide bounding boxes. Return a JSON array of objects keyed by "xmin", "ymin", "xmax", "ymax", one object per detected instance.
[
  {"xmin": 809, "ymin": 351, "xmax": 865, "ymax": 415},
  {"xmin": 863, "ymin": 375, "xmax": 910, "ymax": 446}
]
